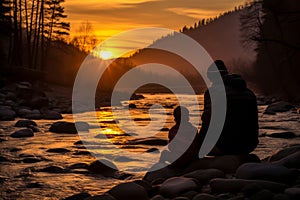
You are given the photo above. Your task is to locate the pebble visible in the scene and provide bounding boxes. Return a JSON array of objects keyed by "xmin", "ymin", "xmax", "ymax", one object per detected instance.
[
  {"xmin": 108, "ymin": 182, "xmax": 149, "ymax": 200},
  {"xmin": 88, "ymin": 159, "xmax": 118, "ymax": 177},
  {"xmin": 268, "ymin": 145, "xmax": 300, "ymax": 162},
  {"xmin": 268, "ymin": 132, "xmax": 297, "ymax": 139},
  {"xmin": 10, "ymin": 128, "xmax": 34, "ymax": 138},
  {"xmin": 49, "ymin": 122, "xmax": 78, "ymax": 134},
  {"xmin": 249, "ymin": 189, "xmax": 274, "ymax": 200},
  {"xmin": 284, "ymin": 187, "xmax": 300, "ymax": 200},
  {"xmin": 42, "ymin": 110, "xmax": 63, "ymax": 120},
  {"xmin": 192, "ymin": 193, "xmax": 216, "ymax": 200},
  {"xmin": 46, "ymin": 148, "xmax": 71, "ymax": 153},
  {"xmin": 184, "ymin": 169, "xmax": 225, "ymax": 185},
  {"xmin": 265, "ymin": 101, "xmax": 294, "ymax": 113},
  {"xmin": 39, "ymin": 166, "xmax": 66, "ymax": 173},
  {"xmin": 68, "ymin": 163, "xmax": 89, "ymax": 169},
  {"xmin": 0, "ymin": 108, "xmax": 16, "ymax": 120},
  {"xmin": 274, "ymin": 151, "xmax": 300, "ymax": 168},
  {"xmin": 15, "ymin": 119, "xmax": 37, "ymax": 127},
  {"xmin": 209, "ymin": 178, "xmax": 288, "ymax": 194},
  {"xmin": 159, "ymin": 177, "xmax": 198, "ymax": 198},
  {"xmin": 236, "ymin": 163, "xmax": 297, "ymax": 183},
  {"xmin": 22, "ymin": 157, "xmax": 42, "ymax": 163}
]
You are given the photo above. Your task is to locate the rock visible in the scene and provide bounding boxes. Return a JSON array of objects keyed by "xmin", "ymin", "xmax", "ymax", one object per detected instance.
[
  {"xmin": 268, "ymin": 132, "xmax": 297, "ymax": 139},
  {"xmin": 0, "ymin": 155, "xmax": 9, "ymax": 162},
  {"xmin": 29, "ymin": 96, "xmax": 49, "ymax": 109},
  {"xmin": 88, "ymin": 159, "xmax": 118, "ymax": 177},
  {"xmin": 108, "ymin": 182, "xmax": 149, "ymax": 200},
  {"xmin": 236, "ymin": 163, "xmax": 297, "ymax": 183},
  {"xmin": 274, "ymin": 151, "xmax": 300, "ymax": 168},
  {"xmin": 272, "ymin": 194, "xmax": 291, "ymax": 200},
  {"xmin": 192, "ymin": 193, "xmax": 217, "ymax": 200},
  {"xmin": 17, "ymin": 108, "xmax": 32, "ymax": 117},
  {"xmin": 268, "ymin": 145, "xmax": 300, "ymax": 162},
  {"xmin": 15, "ymin": 120, "xmax": 37, "ymax": 127},
  {"xmin": 24, "ymin": 113, "xmax": 42, "ymax": 120},
  {"xmin": 249, "ymin": 189, "xmax": 274, "ymax": 200},
  {"xmin": 129, "ymin": 103, "xmax": 136, "ymax": 109},
  {"xmin": 160, "ymin": 128, "xmax": 169, "ymax": 132},
  {"xmin": 130, "ymin": 93, "xmax": 145, "ymax": 100},
  {"xmin": 42, "ymin": 110, "xmax": 63, "ymax": 120},
  {"xmin": 210, "ymin": 178, "xmax": 288, "ymax": 194},
  {"xmin": 128, "ymin": 137, "xmax": 168, "ymax": 146},
  {"xmin": 73, "ymin": 151, "xmax": 91, "ymax": 155},
  {"xmin": 184, "ymin": 154, "xmax": 260, "ymax": 174},
  {"xmin": 184, "ymin": 169, "xmax": 225, "ymax": 184},
  {"xmin": 10, "ymin": 129, "xmax": 34, "ymax": 138},
  {"xmin": 0, "ymin": 108, "xmax": 16, "ymax": 120},
  {"xmin": 242, "ymin": 183, "xmax": 264, "ymax": 197},
  {"xmin": 39, "ymin": 166, "xmax": 66, "ymax": 173},
  {"xmin": 172, "ymin": 197, "xmax": 189, "ymax": 200},
  {"xmin": 28, "ymin": 125, "xmax": 40, "ymax": 132},
  {"xmin": 22, "ymin": 157, "xmax": 42, "ymax": 163},
  {"xmin": 181, "ymin": 191, "xmax": 198, "ymax": 199},
  {"xmin": 75, "ymin": 122, "xmax": 90, "ymax": 131},
  {"xmin": 86, "ymin": 194, "xmax": 117, "ymax": 200},
  {"xmin": 146, "ymin": 148, "xmax": 160, "ymax": 153},
  {"xmin": 265, "ymin": 101, "xmax": 294, "ymax": 113},
  {"xmin": 150, "ymin": 195, "xmax": 165, "ymax": 200},
  {"xmin": 26, "ymin": 182, "xmax": 43, "ymax": 188},
  {"xmin": 143, "ymin": 163, "xmax": 181, "ymax": 183},
  {"xmin": 68, "ymin": 163, "xmax": 89, "ymax": 169},
  {"xmin": 159, "ymin": 177, "xmax": 198, "ymax": 198},
  {"xmin": 46, "ymin": 148, "xmax": 71, "ymax": 153},
  {"xmin": 64, "ymin": 192, "xmax": 91, "ymax": 200},
  {"xmin": 49, "ymin": 122, "xmax": 77, "ymax": 134},
  {"xmin": 285, "ymin": 188, "xmax": 300, "ymax": 200},
  {"xmin": 10, "ymin": 147, "xmax": 22, "ymax": 152}
]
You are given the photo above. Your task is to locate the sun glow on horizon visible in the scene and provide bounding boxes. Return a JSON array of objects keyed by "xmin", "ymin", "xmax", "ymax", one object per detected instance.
[{"xmin": 99, "ymin": 50, "xmax": 114, "ymax": 60}]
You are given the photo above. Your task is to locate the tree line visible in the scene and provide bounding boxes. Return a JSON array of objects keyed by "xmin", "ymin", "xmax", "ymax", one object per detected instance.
[{"xmin": 0, "ymin": 0, "xmax": 70, "ymax": 71}]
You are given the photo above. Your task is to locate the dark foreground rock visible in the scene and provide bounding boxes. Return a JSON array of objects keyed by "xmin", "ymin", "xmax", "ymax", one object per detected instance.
[
  {"xmin": 10, "ymin": 128, "xmax": 34, "ymax": 138},
  {"xmin": 108, "ymin": 182, "xmax": 149, "ymax": 200},
  {"xmin": 49, "ymin": 121, "xmax": 90, "ymax": 134},
  {"xmin": 15, "ymin": 119, "xmax": 37, "ymax": 127},
  {"xmin": 159, "ymin": 177, "xmax": 198, "ymax": 198}
]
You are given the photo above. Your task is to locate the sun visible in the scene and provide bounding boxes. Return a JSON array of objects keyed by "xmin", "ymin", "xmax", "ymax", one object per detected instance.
[{"xmin": 99, "ymin": 50, "xmax": 113, "ymax": 60}]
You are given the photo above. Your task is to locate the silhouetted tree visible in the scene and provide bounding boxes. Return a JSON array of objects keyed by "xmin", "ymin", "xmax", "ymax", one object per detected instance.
[{"xmin": 71, "ymin": 21, "xmax": 97, "ymax": 52}]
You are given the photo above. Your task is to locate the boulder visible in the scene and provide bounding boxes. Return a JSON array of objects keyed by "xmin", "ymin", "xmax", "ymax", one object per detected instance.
[
  {"xmin": 274, "ymin": 151, "xmax": 300, "ymax": 168},
  {"xmin": 183, "ymin": 154, "xmax": 260, "ymax": 174},
  {"xmin": 210, "ymin": 178, "xmax": 288, "ymax": 194},
  {"xmin": 15, "ymin": 120, "xmax": 37, "ymax": 127},
  {"xmin": 249, "ymin": 189, "xmax": 274, "ymax": 200},
  {"xmin": 0, "ymin": 108, "xmax": 16, "ymax": 121},
  {"xmin": 159, "ymin": 177, "xmax": 198, "ymax": 198},
  {"xmin": 236, "ymin": 163, "xmax": 297, "ymax": 183},
  {"xmin": 10, "ymin": 129, "xmax": 34, "ymax": 138},
  {"xmin": 42, "ymin": 110, "xmax": 63, "ymax": 120},
  {"xmin": 49, "ymin": 122, "xmax": 77, "ymax": 134},
  {"xmin": 265, "ymin": 101, "xmax": 294, "ymax": 113},
  {"xmin": 108, "ymin": 182, "xmax": 149, "ymax": 200},
  {"xmin": 184, "ymin": 169, "xmax": 225, "ymax": 184},
  {"xmin": 285, "ymin": 188, "xmax": 300, "ymax": 200},
  {"xmin": 268, "ymin": 145, "xmax": 300, "ymax": 162},
  {"xmin": 88, "ymin": 159, "xmax": 118, "ymax": 177},
  {"xmin": 192, "ymin": 193, "xmax": 217, "ymax": 200}
]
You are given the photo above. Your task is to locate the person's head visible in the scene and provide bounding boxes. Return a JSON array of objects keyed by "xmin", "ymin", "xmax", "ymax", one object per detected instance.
[
  {"xmin": 207, "ymin": 60, "xmax": 228, "ymax": 82},
  {"xmin": 173, "ymin": 106, "xmax": 189, "ymax": 124}
]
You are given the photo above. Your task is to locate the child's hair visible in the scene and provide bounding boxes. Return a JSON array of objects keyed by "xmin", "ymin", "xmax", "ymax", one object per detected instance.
[{"xmin": 174, "ymin": 106, "xmax": 189, "ymax": 123}]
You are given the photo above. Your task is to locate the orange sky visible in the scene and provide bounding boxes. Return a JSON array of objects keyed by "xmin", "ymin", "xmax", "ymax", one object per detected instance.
[{"xmin": 65, "ymin": 0, "xmax": 247, "ymax": 42}]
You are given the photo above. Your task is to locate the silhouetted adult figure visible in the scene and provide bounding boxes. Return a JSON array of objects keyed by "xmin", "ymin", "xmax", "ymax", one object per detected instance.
[{"xmin": 200, "ymin": 60, "xmax": 259, "ymax": 155}]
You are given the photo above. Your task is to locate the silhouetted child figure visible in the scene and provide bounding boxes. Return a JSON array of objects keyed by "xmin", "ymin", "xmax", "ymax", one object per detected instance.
[{"xmin": 160, "ymin": 106, "xmax": 200, "ymax": 168}]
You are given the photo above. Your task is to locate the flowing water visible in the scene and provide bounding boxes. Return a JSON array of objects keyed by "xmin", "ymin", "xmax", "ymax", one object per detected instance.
[{"xmin": 1, "ymin": 93, "xmax": 300, "ymax": 199}]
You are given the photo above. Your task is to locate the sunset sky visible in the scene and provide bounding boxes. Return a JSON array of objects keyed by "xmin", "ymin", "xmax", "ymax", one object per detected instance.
[
  {"xmin": 65, "ymin": 0, "xmax": 247, "ymax": 42},
  {"xmin": 64, "ymin": 0, "xmax": 247, "ymax": 59}
]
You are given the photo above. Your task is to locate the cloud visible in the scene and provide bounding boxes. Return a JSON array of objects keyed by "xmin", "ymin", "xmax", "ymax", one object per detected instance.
[{"xmin": 65, "ymin": 0, "xmax": 247, "ymax": 40}]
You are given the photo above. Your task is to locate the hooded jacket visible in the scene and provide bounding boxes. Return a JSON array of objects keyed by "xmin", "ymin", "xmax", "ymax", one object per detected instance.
[{"xmin": 200, "ymin": 74, "xmax": 259, "ymax": 155}]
